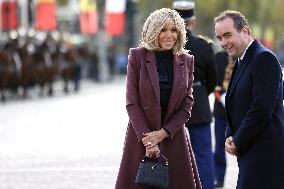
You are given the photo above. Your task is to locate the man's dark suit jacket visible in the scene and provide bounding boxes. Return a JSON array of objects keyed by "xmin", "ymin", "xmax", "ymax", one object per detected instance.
[{"xmin": 225, "ymin": 40, "xmax": 284, "ymax": 189}]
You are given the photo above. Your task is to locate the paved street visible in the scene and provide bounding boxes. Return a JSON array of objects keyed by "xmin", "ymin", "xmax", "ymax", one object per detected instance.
[{"xmin": 0, "ymin": 78, "xmax": 238, "ymax": 189}]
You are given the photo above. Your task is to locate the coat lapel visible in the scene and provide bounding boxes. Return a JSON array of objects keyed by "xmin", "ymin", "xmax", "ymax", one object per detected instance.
[
  {"xmin": 145, "ymin": 51, "xmax": 186, "ymax": 124},
  {"xmin": 228, "ymin": 40, "xmax": 257, "ymax": 98},
  {"xmin": 228, "ymin": 58, "xmax": 249, "ymax": 96},
  {"xmin": 145, "ymin": 51, "xmax": 160, "ymax": 100},
  {"xmin": 165, "ymin": 55, "xmax": 185, "ymax": 122}
]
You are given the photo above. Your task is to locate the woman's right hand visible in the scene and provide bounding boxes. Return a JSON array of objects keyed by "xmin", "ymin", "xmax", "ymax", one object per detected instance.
[
  {"xmin": 145, "ymin": 145, "xmax": 160, "ymax": 158},
  {"xmin": 142, "ymin": 129, "xmax": 168, "ymax": 148}
]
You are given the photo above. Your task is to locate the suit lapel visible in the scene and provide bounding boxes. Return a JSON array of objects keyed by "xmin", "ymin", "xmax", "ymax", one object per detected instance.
[
  {"xmin": 228, "ymin": 58, "xmax": 249, "ymax": 96},
  {"xmin": 228, "ymin": 40, "xmax": 258, "ymax": 98},
  {"xmin": 145, "ymin": 51, "xmax": 160, "ymax": 100},
  {"xmin": 165, "ymin": 55, "xmax": 185, "ymax": 122}
]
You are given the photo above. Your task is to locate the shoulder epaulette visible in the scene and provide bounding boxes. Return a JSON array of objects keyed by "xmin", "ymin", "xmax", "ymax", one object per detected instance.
[{"xmin": 197, "ymin": 35, "xmax": 213, "ymax": 44}]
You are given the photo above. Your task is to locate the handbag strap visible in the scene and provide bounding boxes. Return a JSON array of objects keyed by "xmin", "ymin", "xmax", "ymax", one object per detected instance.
[
  {"xmin": 160, "ymin": 154, "xmax": 168, "ymax": 164},
  {"xmin": 143, "ymin": 154, "xmax": 168, "ymax": 165}
]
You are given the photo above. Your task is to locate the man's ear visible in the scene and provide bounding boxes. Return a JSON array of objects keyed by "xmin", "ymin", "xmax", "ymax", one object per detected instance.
[
  {"xmin": 191, "ymin": 16, "xmax": 196, "ymax": 28},
  {"xmin": 242, "ymin": 25, "xmax": 250, "ymax": 35},
  {"xmin": 186, "ymin": 17, "xmax": 196, "ymax": 31}
]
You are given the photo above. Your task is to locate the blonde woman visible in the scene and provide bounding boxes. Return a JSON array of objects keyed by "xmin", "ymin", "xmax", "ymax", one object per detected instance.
[{"xmin": 115, "ymin": 8, "xmax": 201, "ymax": 189}]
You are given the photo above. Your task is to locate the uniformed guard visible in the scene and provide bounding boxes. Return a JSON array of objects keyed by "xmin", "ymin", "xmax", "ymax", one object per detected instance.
[{"xmin": 173, "ymin": 1, "xmax": 217, "ymax": 189}]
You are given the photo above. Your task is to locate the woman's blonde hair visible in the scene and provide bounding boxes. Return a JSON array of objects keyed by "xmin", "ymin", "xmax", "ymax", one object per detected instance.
[{"xmin": 140, "ymin": 8, "xmax": 188, "ymax": 55}]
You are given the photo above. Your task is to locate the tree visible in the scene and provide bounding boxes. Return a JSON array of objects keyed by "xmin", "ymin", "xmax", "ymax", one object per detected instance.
[{"xmin": 57, "ymin": 0, "xmax": 69, "ymax": 6}]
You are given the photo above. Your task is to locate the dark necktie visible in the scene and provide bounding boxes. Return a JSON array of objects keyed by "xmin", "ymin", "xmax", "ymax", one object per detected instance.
[
  {"xmin": 230, "ymin": 60, "xmax": 239, "ymax": 89},
  {"xmin": 234, "ymin": 59, "xmax": 239, "ymax": 72}
]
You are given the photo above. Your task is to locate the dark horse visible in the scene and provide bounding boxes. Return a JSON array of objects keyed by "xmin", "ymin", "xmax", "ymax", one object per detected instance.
[
  {"xmin": 54, "ymin": 46, "xmax": 81, "ymax": 93},
  {"xmin": 0, "ymin": 42, "xmax": 20, "ymax": 102},
  {"xmin": 32, "ymin": 40, "xmax": 58, "ymax": 96}
]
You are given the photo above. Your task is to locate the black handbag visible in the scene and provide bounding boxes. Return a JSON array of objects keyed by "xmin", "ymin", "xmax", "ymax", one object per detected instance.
[{"xmin": 135, "ymin": 154, "xmax": 169, "ymax": 188}]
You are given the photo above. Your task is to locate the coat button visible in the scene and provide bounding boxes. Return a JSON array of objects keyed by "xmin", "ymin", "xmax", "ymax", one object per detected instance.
[{"xmin": 144, "ymin": 106, "xmax": 150, "ymax": 110}]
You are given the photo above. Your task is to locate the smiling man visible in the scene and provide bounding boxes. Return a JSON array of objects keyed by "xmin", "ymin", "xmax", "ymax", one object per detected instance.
[{"xmin": 214, "ymin": 10, "xmax": 284, "ymax": 189}]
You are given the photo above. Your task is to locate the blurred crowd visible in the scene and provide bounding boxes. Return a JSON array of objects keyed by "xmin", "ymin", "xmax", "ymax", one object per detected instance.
[{"xmin": 0, "ymin": 30, "xmax": 103, "ymax": 102}]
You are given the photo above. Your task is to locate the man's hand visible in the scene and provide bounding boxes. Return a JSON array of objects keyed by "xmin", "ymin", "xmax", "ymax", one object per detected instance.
[{"xmin": 225, "ymin": 136, "xmax": 239, "ymax": 156}]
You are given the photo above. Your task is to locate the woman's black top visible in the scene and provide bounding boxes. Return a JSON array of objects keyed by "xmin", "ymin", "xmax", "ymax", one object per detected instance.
[{"xmin": 155, "ymin": 50, "xmax": 174, "ymax": 123}]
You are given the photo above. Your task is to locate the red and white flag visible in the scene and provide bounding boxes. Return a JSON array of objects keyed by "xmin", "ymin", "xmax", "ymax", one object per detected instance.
[
  {"xmin": 105, "ymin": 0, "xmax": 126, "ymax": 36},
  {"xmin": 80, "ymin": 0, "xmax": 98, "ymax": 34},
  {"xmin": 35, "ymin": 0, "xmax": 56, "ymax": 31},
  {"xmin": 1, "ymin": 0, "xmax": 17, "ymax": 31}
]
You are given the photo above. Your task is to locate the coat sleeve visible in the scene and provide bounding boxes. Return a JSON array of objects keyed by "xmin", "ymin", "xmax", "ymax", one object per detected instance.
[
  {"xmin": 164, "ymin": 55, "xmax": 195, "ymax": 138},
  {"xmin": 126, "ymin": 48, "xmax": 151, "ymax": 142},
  {"xmin": 233, "ymin": 51, "xmax": 282, "ymax": 152},
  {"xmin": 225, "ymin": 123, "xmax": 233, "ymax": 138}
]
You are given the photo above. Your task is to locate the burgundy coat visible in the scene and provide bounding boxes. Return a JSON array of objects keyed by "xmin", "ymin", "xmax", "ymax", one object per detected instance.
[{"xmin": 115, "ymin": 47, "xmax": 201, "ymax": 189}]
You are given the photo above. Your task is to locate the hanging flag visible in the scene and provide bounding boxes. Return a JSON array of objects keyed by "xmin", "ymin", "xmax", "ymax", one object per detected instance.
[
  {"xmin": 35, "ymin": 0, "xmax": 56, "ymax": 31},
  {"xmin": 105, "ymin": 0, "xmax": 126, "ymax": 36},
  {"xmin": 80, "ymin": 0, "xmax": 98, "ymax": 34},
  {"xmin": 1, "ymin": 0, "xmax": 18, "ymax": 31}
]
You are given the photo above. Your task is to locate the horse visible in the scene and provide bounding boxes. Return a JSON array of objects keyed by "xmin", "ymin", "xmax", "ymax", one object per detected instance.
[
  {"xmin": 56, "ymin": 47, "xmax": 81, "ymax": 93},
  {"xmin": 31, "ymin": 39, "xmax": 58, "ymax": 96},
  {"xmin": 0, "ymin": 42, "xmax": 20, "ymax": 102}
]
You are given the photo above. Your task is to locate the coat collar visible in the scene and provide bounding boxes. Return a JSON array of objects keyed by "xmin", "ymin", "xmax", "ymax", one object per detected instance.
[
  {"xmin": 227, "ymin": 40, "xmax": 259, "ymax": 97},
  {"xmin": 145, "ymin": 51, "xmax": 160, "ymax": 100},
  {"xmin": 165, "ymin": 55, "xmax": 185, "ymax": 122},
  {"xmin": 145, "ymin": 50, "xmax": 185, "ymax": 122}
]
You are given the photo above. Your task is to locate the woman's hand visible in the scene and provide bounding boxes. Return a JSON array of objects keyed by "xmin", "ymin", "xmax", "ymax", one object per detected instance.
[
  {"xmin": 142, "ymin": 129, "xmax": 169, "ymax": 148},
  {"xmin": 145, "ymin": 145, "xmax": 160, "ymax": 158}
]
